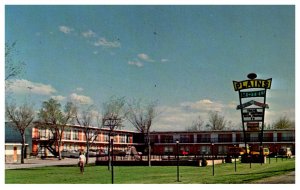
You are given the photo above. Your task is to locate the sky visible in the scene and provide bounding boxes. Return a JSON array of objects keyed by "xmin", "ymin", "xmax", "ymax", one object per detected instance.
[{"xmin": 4, "ymin": 5, "xmax": 295, "ymax": 131}]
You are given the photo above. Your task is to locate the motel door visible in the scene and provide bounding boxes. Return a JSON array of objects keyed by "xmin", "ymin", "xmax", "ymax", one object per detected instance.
[{"xmin": 13, "ymin": 147, "xmax": 17, "ymax": 162}]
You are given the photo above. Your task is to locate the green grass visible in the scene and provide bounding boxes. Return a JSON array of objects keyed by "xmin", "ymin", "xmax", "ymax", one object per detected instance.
[{"xmin": 5, "ymin": 158, "xmax": 295, "ymax": 184}]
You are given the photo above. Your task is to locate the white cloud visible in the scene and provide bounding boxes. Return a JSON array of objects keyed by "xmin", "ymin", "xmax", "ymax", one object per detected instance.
[
  {"xmin": 51, "ymin": 95, "xmax": 66, "ymax": 101},
  {"xmin": 76, "ymin": 87, "xmax": 84, "ymax": 92},
  {"xmin": 138, "ymin": 53, "xmax": 154, "ymax": 62},
  {"xmin": 59, "ymin": 25, "xmax": 74, "ymax": 34},
  {"xmin": 128, "ymin": 60, "xmax": 144, "ymax": 67},
  {"xmin": 180, "ymin": 99, "xmax": 224, "ymax": 112},
  {"xmin": 82, "ymin": 30, "xmax": 96, "ymax": 38},
  {"xmin": 94, "ymin": 37, "xmax": 121, "ymax": 48},
  {"xmin": 69, "ymin": 93, "xmax": 93, "ymax": 105},
  {"xmin": 161, "ymin": 59, "xmax": 169, "ymax": 63},
  {"xmin": 6, "ymin": 79, "xmax": 56, "ymax": 95}
]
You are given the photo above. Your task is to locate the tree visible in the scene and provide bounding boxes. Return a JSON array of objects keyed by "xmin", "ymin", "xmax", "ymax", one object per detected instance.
[
  {"xmin": 74, "ymin": 105, "xmax": 101, "ymax": 164},
  {"xmin": 102, "ymin": 96, "xmax": 126, "ymax": 170},
  {"xmin": 38, "ymin": 98, "xmax": 76, "ymax": 160},
  {"xmin": 126, "ymin": 99, "xmax": 157, "ymax": 166},
  {"xmin": 5, "ymin": 42, "xmax": 25, "ymax": 81},
  {"xmin": 185, "ymin": 115, "xmax": 204, "ymax": 131},
  {"xmin": 208, "ymin": 111, "xmax": 227, "ymax": 130},
  {"xmin": 273, "ymin": 116, "xmax": 294, "ymax": 129},
  {"xmin": 6, "ymin": 102, "xmax": 35, "ymax": 164}
]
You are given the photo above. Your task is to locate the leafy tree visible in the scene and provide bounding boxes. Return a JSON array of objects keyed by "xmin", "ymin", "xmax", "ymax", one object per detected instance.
[
  {"xmin": 208, "ymin": 111, "xmax": 227, "ymax": 130},
  {"xmin": 126, "ymin": 99, "xmax": 157, "ymax": 166},
  {"xmin": 6, "ymin": 102, "xmax": 35, "ymax": 164},
  {"xmin": 38, "ymin": 98, "xmax": 76, "ymax": 160}
]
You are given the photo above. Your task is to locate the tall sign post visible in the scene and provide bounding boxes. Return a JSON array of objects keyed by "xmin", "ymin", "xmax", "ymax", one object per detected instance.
[{"xmin": 233, "ymin": 73, "xmax": 272, "ymax": 162}]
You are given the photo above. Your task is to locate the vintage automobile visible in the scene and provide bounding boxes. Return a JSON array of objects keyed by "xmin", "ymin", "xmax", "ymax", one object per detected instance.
[
  {"xmin": 61, "ymin": 149, "xmax": 80, "ymax": 158},
  {"xmin": 87, "ymin": 149, "xmax": 97, "ymax": 157}
]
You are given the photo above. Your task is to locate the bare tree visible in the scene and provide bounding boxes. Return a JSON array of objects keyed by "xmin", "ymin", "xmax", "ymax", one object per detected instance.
[
  {"xmin": 102, "ymin": 96, "xmax": 126, "ymax": 170},
  {"xmin": 37, "ymin": 98, "xmax": 76, "ymax": 160},
  {"xmin": 185, "ymin": 115, "xmax": 204, "ymax": 131},
  {"xmin": 273, "ymin": 116, "xmax": 294, "ymax": 129},
  {"xmin": 126, "ymin": 99, "xmax": 157, "ymax": 166},
  {"xmin": 6, "ymin": 102, "xmax": 35, "ymax": 164},
  {"xmin": 208, "ymin": 111, "xmax": 227, "ymax": 130},
  {"xmin": 5, "ymin": 42, "xmax": 25, "ymax": 81},
  {"xmin": 74, "ymin": 105, "xmax": 101, "ymax": 164}
]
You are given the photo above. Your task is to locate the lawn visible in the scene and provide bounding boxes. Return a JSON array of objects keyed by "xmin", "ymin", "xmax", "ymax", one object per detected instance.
[{"xmin": 5, "ymin": 158, "xmax": 295, "ymax": 184}]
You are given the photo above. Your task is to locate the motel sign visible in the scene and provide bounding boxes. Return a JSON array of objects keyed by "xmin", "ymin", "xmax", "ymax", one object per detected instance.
[{"xmin": 233, "ymin": 73, "xmax": 272, "ymax": 149}]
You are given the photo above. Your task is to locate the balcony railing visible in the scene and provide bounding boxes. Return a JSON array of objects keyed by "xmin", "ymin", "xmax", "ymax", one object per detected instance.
[
  {"xmin": 197, "ymin": 138, "xmax": 211, "ymax": 143},
  {"xmin": 237, "ymin": 136, "xmax": 295, "ymax": 143}
]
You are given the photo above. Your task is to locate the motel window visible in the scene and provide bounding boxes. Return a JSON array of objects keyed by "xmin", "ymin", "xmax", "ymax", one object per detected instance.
[
  {"xmin": 119, "ymin": 134, "xmax": 126, "ymax": 143},
  {"xmin": 218, "ymin": 145, "xmax": 228, "ymax": 154},
  {"xmin": 73, "ymin": 144, "xmax": 78, "ymax": 151},
  {"xmin": 73, "ymin": 130, "xmax": 79, "ymax": 140},
  {"xmin": 103, "ymin": 134, "xmax": 109, "ymax": 142},
  {"xmin": 180, "ymin": 135, "xmax": 191, "ymax": 143},
  {"xmin": 197, "ymin": 134, "xmax": 210, "ymax": 143},
  {"xmin": 161, "ymin": 135, "xmax": 173, "ymax": 143},
  {"xmin": 199, "ymin": 146, "xmax": 211, "ymax": 155},
  {"xmin": 180, "ymin": 146, "xmax": 190, "ymax": 153},
  {"xmin": 64, "ymin": 129, "xmax": 71, "ymax": 140},
  {"xmin": 39, "ymin": 129, "xmax": 47, "ymax": 139},
  {"xmin": 164, "ymin": 146, "xmax": 173, "ymax": 154}
]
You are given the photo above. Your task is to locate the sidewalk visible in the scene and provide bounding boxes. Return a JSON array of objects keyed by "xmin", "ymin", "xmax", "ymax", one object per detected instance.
[
  {"xmin": 5, "ymin": 157, "xmax": 96, "ymax": 170},
  {"xmin": 251, "ymin": 171, "xmax": 295, "ymax": 184}
]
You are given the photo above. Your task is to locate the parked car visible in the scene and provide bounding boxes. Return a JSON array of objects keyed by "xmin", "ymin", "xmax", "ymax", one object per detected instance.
[
  {"xmin": 61, "ymin": 149, "xmax": 80, "ymax": 158},
  {"xmin": 87, "ymin": 150, "xmax": 97, "ymax": 157}
]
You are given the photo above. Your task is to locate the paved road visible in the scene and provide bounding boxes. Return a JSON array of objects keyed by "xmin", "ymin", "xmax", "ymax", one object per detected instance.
[{"xmin": 5, "ymin": 157, "xmax": 96, "ymax": 170}]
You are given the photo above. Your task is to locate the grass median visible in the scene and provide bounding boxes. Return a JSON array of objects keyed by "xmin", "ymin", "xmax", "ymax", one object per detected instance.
[{"xmin": 5, "ymin": 158, "xmax": 295, "ymax": 184}]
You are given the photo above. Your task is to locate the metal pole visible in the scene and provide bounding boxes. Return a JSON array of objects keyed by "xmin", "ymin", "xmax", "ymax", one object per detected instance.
[
  {"xmin": 235, "ymin": 156, "xmax": 237, "ymax": 172},
  {"xmin": 260, "ymin": 146, "xmax": 263, "ymax": 165},
  {"xmin": 108, "ymin": 133, "xmax": 111, "ymax": 170},
  {"xmin": 238, "ymin": 90, "xmax": 248, "ymax": 156},
  {"xmin": 176, "ymin": 140, "xmax": 179, "ymax": 182},
  {"xmin": 212, "ymin": 143, "xmax": 214, "ymax": 176},
  {"xmin": 111, "ymin": 138, "xmax": 114, "ymax": 184},
  {"xmin": 249, "ymin": 146, "xmax": 252, "ymax": 168},
  {"xmin": 234, "ymin": 145, "xmax": 237, "ymax": 172}
]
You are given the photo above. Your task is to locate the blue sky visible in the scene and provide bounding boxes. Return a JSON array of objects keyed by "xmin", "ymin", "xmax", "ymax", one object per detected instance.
[{"xmin": 5, "ymin": 5, "xmax": 295, "ymax": 131}]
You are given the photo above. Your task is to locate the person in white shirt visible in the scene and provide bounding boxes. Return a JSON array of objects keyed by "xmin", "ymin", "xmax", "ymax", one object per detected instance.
[{"xmin": 78, "ymin": 152, "xmax": 86, "ymax": 174}]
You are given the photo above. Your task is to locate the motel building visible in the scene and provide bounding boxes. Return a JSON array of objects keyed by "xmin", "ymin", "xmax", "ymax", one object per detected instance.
[{"xmin": 5, "ymin": 121, "xmax": 295, "ymax": 162}]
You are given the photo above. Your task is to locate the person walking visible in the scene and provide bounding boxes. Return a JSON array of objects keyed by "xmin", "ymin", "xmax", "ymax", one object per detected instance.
[{"xmin": 78, "ymin": 151, "xmax": 86, "ymax": 174}]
